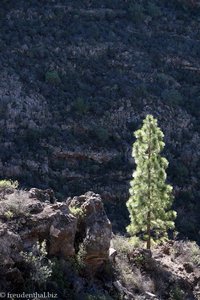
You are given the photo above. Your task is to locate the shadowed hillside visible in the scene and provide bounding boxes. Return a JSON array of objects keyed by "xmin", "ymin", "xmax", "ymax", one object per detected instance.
[{"xmin": 0, "ymin": 0, "xmax": 200, "ymax": 241}]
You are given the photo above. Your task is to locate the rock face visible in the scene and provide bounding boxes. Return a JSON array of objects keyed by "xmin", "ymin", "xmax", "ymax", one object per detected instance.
[
  {"xmin": 0, "ymin": 188, "xmax": 112, "ymax": 290},
  {"xmin": 0, "ymin": 189, "xmax": 77, "ymax": 258},
  {"xmin": 68, "ymin": 191, "xmax": 112, "ymax": 271},
  {"xmin": 20, "ymin": 202, "xmax": 77, "ymax": 257},
  {"xmin": 29, "ymin": 187, "xmax": 57, "ymax": 204}
]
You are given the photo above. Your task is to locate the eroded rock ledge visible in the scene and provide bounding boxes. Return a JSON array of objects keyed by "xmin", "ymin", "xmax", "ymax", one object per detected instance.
[
  {"xmin": 0, "ymin": 188, "xmax": 112, "ymax": 290},
  {"xmin": 68, "ymin": 191, "xmax": 112, "ymax": 270}
]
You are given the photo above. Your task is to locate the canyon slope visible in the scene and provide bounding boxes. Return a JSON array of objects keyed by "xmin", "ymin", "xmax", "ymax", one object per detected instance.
[{"xmin": 0, "ymin": 0, "xmax": 200, "ymax": 241}]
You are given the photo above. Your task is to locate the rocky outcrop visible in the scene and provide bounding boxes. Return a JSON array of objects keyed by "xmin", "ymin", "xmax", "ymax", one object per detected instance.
[
  {"xmin": 20, "ymin": 202, "xmax": 77, "ymax": 257},
  {"xmin": 0, "ymin": 188, "xmax": 112, "ymax": 290},
  {"xmin": 68, "ymin": 191, "xmax": 112, "ymax": 271},
  {"xmin": 0, "ymin": 189, "xmax": 77, "ymax": 258},
  {"xmin": 29, "ymin": 187, "xmax": 56, "ymax": 204}
]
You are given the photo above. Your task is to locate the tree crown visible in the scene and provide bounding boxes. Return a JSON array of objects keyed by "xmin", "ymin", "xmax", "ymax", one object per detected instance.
[{"xmin": 126, "ymin": 115, "xmax": 176, "ymax": 248}]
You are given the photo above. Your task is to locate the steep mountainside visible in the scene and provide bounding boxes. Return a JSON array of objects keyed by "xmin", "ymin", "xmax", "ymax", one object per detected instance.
[{"xmin": 0, "ymin": 0, "xmax": 200, "ymax": 241}]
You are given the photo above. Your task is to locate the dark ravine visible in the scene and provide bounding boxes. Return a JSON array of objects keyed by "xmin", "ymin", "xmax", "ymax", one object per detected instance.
[{"xmin": 0, "ymin": 1, "xmax": 200, "ymax": 242}]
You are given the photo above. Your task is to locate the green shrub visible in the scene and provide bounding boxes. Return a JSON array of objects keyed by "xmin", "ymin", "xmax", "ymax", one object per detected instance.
[
  {"xmin": 51, "ymin": 258, "xmax": 72, "ymax": 292},
  {"xmin": 45, "ymin": 70, "xmax": 61, "ymax": 85},
  {"xmin": 4, "ymin": 210, "xmax": 14, "ymax": 220},
  {"xmin": 169, "ymin": 285, "xmax": 185, "ymax": 300},
  {"xmin": 21, "ymin": 240, "xmax": 54, "ymax": 287},
  {"xmin": 175, "ymin": 0, "xmax": 198, "ymax": 10},
  {"xmin": 157, "ymin": 73, "xmax": 170, "ymax": 83},
  {"xmin": 69, "ymin": 243, "xmax": 87, "ymax": 274},
  {"xmin": 92, "ymin": 126, "xmax": 110, "ymax": 144},
  {"xmin": 0, "ymin": 179, "xmax": 18, "ymax": 189},
  {"xmin": 162, "ymin": 89, "xmax": 183, "ymax": 105},
  {"xmin": 1, "ymin": 190, "xmax": 29, "ymax": 217},
  {"xmin": 21, "ymin": 128, "xmax": 43, "ymax": 147},
  {"xmin": 73, "ymin": 98, "xmax": 90, "ymax": 114},
  {"xmin": 112, "ymin": 235, "xmax": 143, "ymax": 255},
  {"xmin": 76, "ymin": 243, "xmax": 87, "ymax": 271},
  {"xmin": 128, "ymin": 3, "xmax": 145, "ymax": 22},
  {"xmin": 173, "ymin": 241, "xmax": 200, "ymax": 266},
  {"xmin": 190, "ymin": 242, "xmax": 200, "ymax": 265},
  {"xmin": 113, "ymin": 244, "xmax": 154, "ymax": 293},
  {"xmin": 69, "ymin": 206, "xmax": 85, "ymax": 218},
  {"xmin": 146, "ymin": 3, "xmax": 162, "ymax": 17},
  {"xmin": 134, "ymin": 84, "xmax": 148, "ymax": 98},
  {"xmin": 0, "ymin": 179, "xmax": 19, "ymax": 200},
  {"xmin": 133, "ymin": 253, "xmax": 145, "ymax": 267}
]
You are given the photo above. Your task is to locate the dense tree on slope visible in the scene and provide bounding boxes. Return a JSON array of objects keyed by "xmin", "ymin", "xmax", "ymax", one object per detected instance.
[{"xmin": 126, "ymin": 115, "xmax": 176, "ymax": 249}]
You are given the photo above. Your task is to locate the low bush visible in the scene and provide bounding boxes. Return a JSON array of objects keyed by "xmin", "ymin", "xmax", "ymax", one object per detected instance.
[
  {"xmin": 146, "ymin": 3, "xmax": 162, "ymax": 17},
  {"xmin": 67, "ymin": 244, "xmax": 87, "ymax": 278},
  {"xmin": 91, "ymin": 126, "xmax": 110, "ymax": 144},
  {"xmin": 114, "ymin": 248, "xmax": 154, "ymax": 294},
  {"xmin": 162, "ymin": 89, "xmax": 183, "ymax": 105},
  {"xmin": 73, "ymin": 98, "xmax": 90, "ymax": 114},
  {"xmin": 174, "ymin": 0, "xmax": 199, "ymax": 10},
  {"xmin": 0, "ymin": 190, "xmax": 29, "ymax": 217},
  {"xmin": 0, "ymin": 179, "xmax": 18, "ymax": 190},
  {"xmin": 128, "ymin": 3, "xmax": 145, "ymax": 22},
  {"xmin": 112, "ymin": 234, "xmax": 143, "ymax": 255},
  {"xmin": 45, "ymin": 70, "xmax": 61, "ymax": 85},
  {"xmin": 21, "ymin": 240, "xmax": 54, "ymax": 288},
  {"xmin": 190, "ymin": 242, "xmax": 200, "ymax": 265},
  {"xmin": 51, "ymin": 258, "xmax": 74, "ymax": 298},
  {"xmin": 76, "ymin": 243, "xmax": 87, "ymax": 271},
  {"xmin": 169, "ymin": 285, "xmax": 185, "ymax": 300},
  {"xmin": 173, "ymin": 241, "xmax": 200, "ymax": 266},
  {"xmin": 69, "ymin": 206, "xmax": 85, "ymax": 218},
  {"xmin": 3, "ymin": 210, "xmax": 14, "ymax": 220}
]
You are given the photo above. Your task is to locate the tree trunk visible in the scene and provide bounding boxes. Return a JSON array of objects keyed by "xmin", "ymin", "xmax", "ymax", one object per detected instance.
[
  {"xmin": 147, "ymin": 211, "xmax": 151, "ymax": 249},
  {"xmin": 147, "ymin": 128, "xmax": 151, "ymax": 250}
]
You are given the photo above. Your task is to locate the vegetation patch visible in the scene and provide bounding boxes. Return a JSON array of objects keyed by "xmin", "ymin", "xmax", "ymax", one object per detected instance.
[{"xmin": 45, "ymin": 70, "xmax": 61, "ymax": 85}]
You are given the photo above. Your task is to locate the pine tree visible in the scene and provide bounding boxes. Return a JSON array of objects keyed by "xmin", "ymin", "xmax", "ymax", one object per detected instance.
[{"xmin": 126, "ymin": 115, "xmax": 176, "ymax": 249}]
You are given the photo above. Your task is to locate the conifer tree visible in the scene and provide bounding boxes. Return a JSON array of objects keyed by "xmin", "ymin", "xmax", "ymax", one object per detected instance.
[{"xmin": 126, "ymin": 115, "xmax": 176, "ymax": 249}]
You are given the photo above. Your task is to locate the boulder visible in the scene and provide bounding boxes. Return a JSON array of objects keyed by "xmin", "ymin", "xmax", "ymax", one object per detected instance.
[
  {"xmin": 0, "ymin": 190, "xmax": 77, "ymax": 290},
  {"xmin": 68, "ymin": 191, "xmax": 112, "ymax": 271},
  {"xmin": 20, "ymin": 202, "xmax": 77, "ymax": 257},
  {"xmin": 0, "ymin": 226, "xmax": 23, "ymax": 267},
  {"xmin": 0, "ymin": 226, "xmax": 24, "ymax": 290},
  {"xmin": 29, "ymin": 188, "xmax": 56, "ymax": 203}
]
